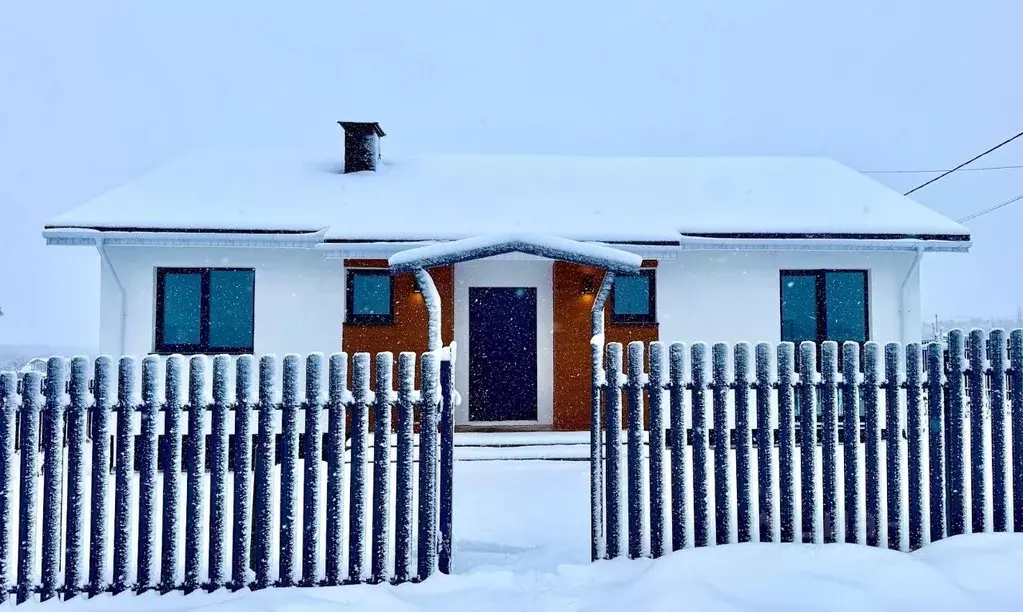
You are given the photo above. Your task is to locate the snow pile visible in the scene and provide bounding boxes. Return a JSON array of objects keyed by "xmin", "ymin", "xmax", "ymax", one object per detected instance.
[{"xmin": 25, "ymin": 533, "xmax": 1023, "ymax": 611}]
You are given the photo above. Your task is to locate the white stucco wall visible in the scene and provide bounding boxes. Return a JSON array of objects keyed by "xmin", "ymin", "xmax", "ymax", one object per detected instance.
[
  {"xmin": 654, "ymin": 249, "xmax": 922, "ymax": 347},
  {"xmin": 453, "ymin": 259, "xmax": 555, "ymax": 425},
  {"xmin": 100, "ymin": 246, "xmax": 344, "ymax": 362}
]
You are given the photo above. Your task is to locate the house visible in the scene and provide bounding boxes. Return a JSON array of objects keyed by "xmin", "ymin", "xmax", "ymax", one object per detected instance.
[{"xmin": 42, "ymin": 122, "xmax": 971, "ymax": 431}]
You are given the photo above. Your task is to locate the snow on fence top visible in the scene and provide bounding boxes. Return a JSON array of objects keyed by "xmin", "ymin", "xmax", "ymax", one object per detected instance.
[
  {"xmin": 388, "ymin": 233, "xmax": 643, "ymax": 273},
  {"xmin": 44, "ymin": 151, "xmax": 969, "ymax": 244}
]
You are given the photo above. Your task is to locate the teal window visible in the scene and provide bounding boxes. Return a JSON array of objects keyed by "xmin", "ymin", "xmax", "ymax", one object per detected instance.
[
  {"xmin": 346, "ymin": 269, "xmax": 394, "ymax": 324},
  {"xmin": 155, "ymin": 268, "xmax": 255, "ymax": 354},
  {"xmin": 780, "ymin": 270, "xmax": 868, "ymax": 345},
  {"xmin": 611, "ymin": 269, "xmax": 656, "ymax": 323}
]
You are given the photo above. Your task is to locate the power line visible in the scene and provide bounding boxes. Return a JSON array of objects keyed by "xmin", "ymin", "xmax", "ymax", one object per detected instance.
[
  {"xmin": 863, "ymin": 163, "xmax": 1023, "ymax": 174},
  {"xmin": 904, "ymin": 130, "xmax": 1023, "ymax": 196},
  {"xmin": 957, "ymin": 193, "xmax": 1023, "ymax": 223}
]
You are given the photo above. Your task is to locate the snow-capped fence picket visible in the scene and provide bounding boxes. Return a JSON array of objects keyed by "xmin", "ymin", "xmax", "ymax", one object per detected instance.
[
  {"xmin": 0, "ymin": 347, "xmax": 456, "ymax": 604},
  {"xmin": 592, "ymin": 329, "xmax": 1023, "ymax": 560}
]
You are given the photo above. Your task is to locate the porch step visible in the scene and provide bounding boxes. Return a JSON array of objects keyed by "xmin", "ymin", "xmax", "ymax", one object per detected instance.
[{"xmin": 351, "ymin": 431, "xmax": 645, "ymax": 462}]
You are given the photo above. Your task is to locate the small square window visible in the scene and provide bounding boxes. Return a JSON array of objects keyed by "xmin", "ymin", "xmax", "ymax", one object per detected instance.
[
  {"xmin": 155, "ymin": 268, "xmax": 255, "ymax": 354},
  {"xmin": 611, "ymin": 269, "xmax": 656, "ymax": 324},
  {"xmin": 346, "ymin": 269, "xmax": 394, "ymax": 325}
]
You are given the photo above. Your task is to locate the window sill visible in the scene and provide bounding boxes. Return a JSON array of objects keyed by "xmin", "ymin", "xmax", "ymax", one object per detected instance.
[
  {"xmin": 344, "ymin": 318, "xmax": 396, "ymax": 327},
  {"xmin": 152, "ymin": 349, "xmax": 254, "ymax": 357},
  {"xmin": 609, "ymin": 320, "xmax": 659, "ymax": 328}
]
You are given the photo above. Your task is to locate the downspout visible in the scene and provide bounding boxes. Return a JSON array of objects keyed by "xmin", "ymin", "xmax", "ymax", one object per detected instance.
[
  {"xmin": 589, "ymin": 271, "xmax": 615, "ymax": 561},
  {"xmin": 95, "ymin": 238, "xmax": 127, "ymax": 357},
  {"xmin": 900, "ymin": 246, "xmax": 925, "ymax": 346},
  {"xmin": 414, "ymin": 267, "xmax": 443, "ymax": 352}
]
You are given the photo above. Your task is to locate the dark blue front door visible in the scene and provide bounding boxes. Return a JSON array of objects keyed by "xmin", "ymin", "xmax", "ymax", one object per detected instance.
[{"xmin": 468, "ymin": 287, "xmax": 538, "ymax": 421}]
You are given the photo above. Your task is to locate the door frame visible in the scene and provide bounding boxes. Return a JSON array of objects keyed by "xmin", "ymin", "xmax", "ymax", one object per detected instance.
[{"xmin": 453, "ymin": 259, "xmax": 554, "ymax": 426}]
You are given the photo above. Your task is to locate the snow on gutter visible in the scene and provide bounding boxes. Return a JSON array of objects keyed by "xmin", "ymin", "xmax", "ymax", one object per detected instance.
[
  {"xmin": 678, "ymin": 235, "xmax": 971, "ymax": 253},
  {"xmin": 43, "ymin": 227, "xmax": 329, "ymax": 249}
]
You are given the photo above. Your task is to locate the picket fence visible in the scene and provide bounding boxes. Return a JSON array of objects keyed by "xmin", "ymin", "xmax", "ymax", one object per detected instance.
[
  {"xmin": 0, "ymin": 348, "xmax": 457, "ymax": 603},
  {"xmin": 591, "ymin": 328, "xmax": 1023, "ymax": 560}
]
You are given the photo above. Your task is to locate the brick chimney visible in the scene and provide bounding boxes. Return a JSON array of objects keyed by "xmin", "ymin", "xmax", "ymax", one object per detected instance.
[{"xmin": 338, "ymin": 121, "xmax": 386, "ymax": 173}]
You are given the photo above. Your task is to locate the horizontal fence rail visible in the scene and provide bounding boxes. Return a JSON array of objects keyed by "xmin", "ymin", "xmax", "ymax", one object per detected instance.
[
  {"xmin": 0, "ymin": 347, "xmax": 457, "ymax": 603},
  {"xmin": 592, "ymin": 328, "xmax": 1023, "ymax": 560}
]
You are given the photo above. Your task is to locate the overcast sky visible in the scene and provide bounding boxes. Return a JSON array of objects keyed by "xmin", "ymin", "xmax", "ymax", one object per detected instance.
[{"xmin": 1, "ymin": 0, "xmax": 1021, "ymax": 348}]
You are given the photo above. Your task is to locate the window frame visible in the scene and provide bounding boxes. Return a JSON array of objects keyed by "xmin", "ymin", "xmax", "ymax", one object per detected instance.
[
  {"xmin": 154, "ymin": 267, "xmax": 256, "ymax": 355},
  {"xmin": 345, "ymin": 268, "xmax": 396, "ymax": 325},
  {"xmin": 610, "ymin": 268, "xmax": 657, "ymax": 325},
  {"xmin": 778, "ymin": 269, "xmax": 870, "ymax": 345}
]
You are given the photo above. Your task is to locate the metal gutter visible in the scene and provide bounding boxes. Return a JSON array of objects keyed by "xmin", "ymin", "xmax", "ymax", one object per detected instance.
[{"xmin": 678, "ymin": 235, "xmax": 970, "ymax": 253}]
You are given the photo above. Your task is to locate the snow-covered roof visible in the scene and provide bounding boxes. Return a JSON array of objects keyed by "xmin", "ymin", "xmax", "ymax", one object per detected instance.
[
  {"xmin": 44, "ymin": 150, "xmax": 970, "ymax": 244},
  {"xmin": 389, "ymin": 233, "xmax": 643, "ymax": 273}
]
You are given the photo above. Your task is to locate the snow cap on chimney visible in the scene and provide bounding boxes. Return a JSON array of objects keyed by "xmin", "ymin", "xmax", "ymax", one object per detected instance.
[{"xmin": 338, "ymin": 121, "xmax": 386, "ymax": 173}]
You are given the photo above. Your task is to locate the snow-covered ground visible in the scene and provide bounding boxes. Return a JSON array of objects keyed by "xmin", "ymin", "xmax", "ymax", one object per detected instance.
[{"xmin": 18, "ymin": 459, "xmax": 1023, "ymax": 611}]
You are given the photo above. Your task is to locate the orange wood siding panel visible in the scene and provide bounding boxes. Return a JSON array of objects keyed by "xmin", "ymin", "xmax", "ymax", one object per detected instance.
[
  {"xmin": 552, "ymin": 261, "xmax": 658, "ymax": 431},
  {"xmin": 342, "ymin": 259, "xmax": 454, "ymax": 430}
]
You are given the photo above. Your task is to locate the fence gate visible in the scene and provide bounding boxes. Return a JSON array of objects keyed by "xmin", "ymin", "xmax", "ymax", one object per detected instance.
[
  {"xmin": 0, "ymin": 345, "xmax": 457, "ymax": 603},
  {"xmin": 591, "ymin": 329, "xmax": 1023, "ymax": 561}
]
